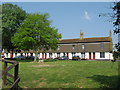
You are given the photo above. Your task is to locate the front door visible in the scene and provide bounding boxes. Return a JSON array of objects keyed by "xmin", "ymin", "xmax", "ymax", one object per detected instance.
[
  {"xmin": 89, "ymin": 52, "xmax": 91, "ymax": 59},
  {"xmin": 67, "ymin": 53, "xmax": 69, "ymax": 57},
  {"xmin": 42, "ymin": 53, "xmax": 44, "ymax": 59},
  {"xmin": 45, "ymin": 53, "xmax": 47, "ymax": 59},
  {"xmin": 93, "ymin": 52, "xmax": 95, "ymax": 59}
]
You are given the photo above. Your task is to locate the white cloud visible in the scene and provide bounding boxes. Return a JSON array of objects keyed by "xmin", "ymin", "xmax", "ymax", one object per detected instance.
[{"xmin": 84, "ymin": 11, "xmax": 91, "ymax": 20}]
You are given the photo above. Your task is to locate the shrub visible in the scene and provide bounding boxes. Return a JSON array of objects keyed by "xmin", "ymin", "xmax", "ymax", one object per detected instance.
[
  {"xmin": 81, "ymin": 58, "xmax": 87, "ymax": 60},
  {"xmin": 44, "ymin": 59, "xmax": 58, "ymax": 62}
]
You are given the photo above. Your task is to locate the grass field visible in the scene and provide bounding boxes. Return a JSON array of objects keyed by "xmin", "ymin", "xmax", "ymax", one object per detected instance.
[{"xmin": 3, "ymin": 60, "xmax": 120, "ymax": 88}]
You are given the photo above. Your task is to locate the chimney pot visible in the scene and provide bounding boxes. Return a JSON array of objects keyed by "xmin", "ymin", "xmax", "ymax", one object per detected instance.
[{"xmin": 80, "ymin": 32, "xmax": 84, "ymax": 39}]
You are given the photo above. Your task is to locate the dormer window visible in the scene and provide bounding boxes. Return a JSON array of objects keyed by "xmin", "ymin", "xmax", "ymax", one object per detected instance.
[
  {"xmin": 82, "ymin": 44, "xmax": 85, "ymax": 50},
  {"xmin": 58, "ymin": 46, "xmax": 60, "ymax": 50},
  {"xmin": 72, "ymin": 45, "xmax": 75, "ymax": 49}
]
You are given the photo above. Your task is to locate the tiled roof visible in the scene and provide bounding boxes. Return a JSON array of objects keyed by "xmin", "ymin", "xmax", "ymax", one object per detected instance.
[{"xmin": 59, "ymin": 37, "xmax": 112, "ymax": 44}]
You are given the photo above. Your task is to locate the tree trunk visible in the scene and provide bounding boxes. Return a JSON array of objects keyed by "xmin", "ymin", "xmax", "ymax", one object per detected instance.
[{"xmin": 34, "ymin": 50, "xmax": 38, "ymax": 62}]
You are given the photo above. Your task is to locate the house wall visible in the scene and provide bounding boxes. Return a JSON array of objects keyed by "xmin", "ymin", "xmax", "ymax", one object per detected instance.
[
  {"xmin": 3, "ymin": 52, "xmax": 113, "ymax": 60},
  {"xmin": 3, "ymin": 41, "xmax": 113, "ymax": 60},
  {"xmin": 95, "ymin": 52, "xmax": 113, "ymax": 60}
]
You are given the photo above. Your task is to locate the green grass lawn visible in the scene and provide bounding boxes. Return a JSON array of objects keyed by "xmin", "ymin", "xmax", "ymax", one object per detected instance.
[{"xmin": 3, "ymin": 60, "xmax": 120, "ymax": 88}]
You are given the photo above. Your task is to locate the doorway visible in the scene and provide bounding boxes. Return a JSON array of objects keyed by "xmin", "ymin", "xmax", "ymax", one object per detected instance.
[
  {"xmin": 93, "ymin": 52, "xmax": 95, "ymax": 59},
  {"xmin": 89, "ymin": 52, "xmax": 91, "ymax": 59}
]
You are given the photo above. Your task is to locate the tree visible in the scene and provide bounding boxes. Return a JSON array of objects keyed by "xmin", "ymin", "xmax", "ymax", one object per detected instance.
[
  {"xmin": 99, "ymin": 2, "xmax": 120, "ymax": 52},
  {"xmin": 12, "ymin": 13, "xmax": 61, "ymax": 61},
  {"xmin": 0, "ymin": 5, "xmax": 2, "ymax": 53},
  {"xmin": 2, "ymin": 3, "xmax": 26, "ymax": 58},
  {"xmin": 112, "ymin": 1, "xmax": 120, "ymax": 52}
]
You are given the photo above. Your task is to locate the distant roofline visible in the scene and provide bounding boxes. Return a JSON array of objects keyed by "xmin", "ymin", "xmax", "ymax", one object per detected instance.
[
  {"xmin": 59, "ymin": 41, "xmax": 111, "ymax": 44},
  {"xmin": 59, "ymin": 36, "xmax": 112, "ymax": 44},
  {"xmin": 60, "ymin": 36, "xmax": 111, "ymax": 40}
]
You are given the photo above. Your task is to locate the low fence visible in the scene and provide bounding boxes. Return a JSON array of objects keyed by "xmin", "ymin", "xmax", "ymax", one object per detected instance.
[{"xmin": 0, "ymin": 59, "xmax": 20, "ymax": 89}]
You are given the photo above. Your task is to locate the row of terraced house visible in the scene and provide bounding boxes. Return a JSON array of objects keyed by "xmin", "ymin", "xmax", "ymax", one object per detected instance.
[{"xmin": 3, "ymin": 32, "xmax": 113, "ymax": 60}]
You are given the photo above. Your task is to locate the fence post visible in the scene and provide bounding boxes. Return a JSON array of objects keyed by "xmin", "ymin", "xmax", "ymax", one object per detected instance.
[
  {"xmin": 14, "ymin": 63, "xmax": 19, "ymax": 89},
  {"xmin": 3, "ymin": 61, "xmax": 7, "ymax": 85}
]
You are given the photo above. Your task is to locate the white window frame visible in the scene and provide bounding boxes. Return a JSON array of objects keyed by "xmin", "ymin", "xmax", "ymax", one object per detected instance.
[{"xmin": 82, "ymin": 44, "xmax": 85, "ymax": 50}]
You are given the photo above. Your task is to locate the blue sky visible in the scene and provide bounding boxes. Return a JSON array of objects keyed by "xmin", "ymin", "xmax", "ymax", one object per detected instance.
[{"xmin": 3, "ymin": 2, "xmax": 118, "ymax": 46}]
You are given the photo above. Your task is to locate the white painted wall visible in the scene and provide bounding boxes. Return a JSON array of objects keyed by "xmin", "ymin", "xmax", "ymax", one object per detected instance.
[
  {"xmin": 105, "ymin": 52, "xmax": 113, "ymax": 60},
  {"xmin": 33, "ymin": 53, "xmax": 35, "ymax": 56},
  {"xmin": 38, "ymin": 53, "xmax": 41, "ymax": 59},
  {"xmin": 94, "ymin": 52, "xmax": 113, "ymax": 60},
  {"xmin": 60, "ymin": 53, "xmax": 63, "ymax": 57},
  {"xmin": 8, "ymin": 53, "xmax": 11, "ymax": 58},
  {"xmin": 110, "ymin": 53, "xmax": 113, "ymax": 59},
  {"xmin": 69, "ymin": 53, "xmax": 72, "ymax": 59},
  {"xmin": 85, "ymin": 52, "xmax": 89, "ymax": 59},
  {"xmin": 46, "ymin": 53, "xmax": 49, "ymax": 58},
  {"xmin": 13, "ymin": 53, "xmax": 15, "ymax": 58},
  {"xmin": 53, "ymin": 53, "xmax": 57, "ymax": 58},
  {"xmin": 4, "ymin": 53, "xmax": 7, "ymax": 58},
  {"xmin": 3, "ymin": 52, "xmax": 113, "ymax": 60},
  {"xmin": 17, "ymin": 53, "xmax": 21, "ymax": 56},
  {"xmin": 95, "ymin": 52, "xmax": 100, "ymax": 59}
]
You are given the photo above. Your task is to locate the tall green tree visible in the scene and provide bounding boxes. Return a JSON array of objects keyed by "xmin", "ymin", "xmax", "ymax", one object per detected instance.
[
  {"xmin": 2, "ymin": 3, "xmax": 26, "ymax": 57},
  {"xmin": 12, "ymin": 13, "xmax": 61, "ymax": 61},
  {"xmin": 0, "ymin": 5, "xmax": 2, "ymax": 53},
  {"xmin": 113, "ymin": 1, "xmax": 120, "ymax": 52}
]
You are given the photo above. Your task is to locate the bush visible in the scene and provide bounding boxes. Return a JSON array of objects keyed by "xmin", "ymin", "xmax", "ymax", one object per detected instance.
[
  {"xmin": 4, "ymin": 58, "xmax": 17, "ymax": 60},
  {"xmin": 81, "ymin": 58, "xmax": 87, "ymax": 60},
  {"xmin": 113, "ymin": 51, "xmax": 119, "ymax": 60},
  {"xmin": 4, "ymin": 58, "xmax": 34, "ymax": 62},
  {"xmin": 44, "ymin": 59, "xmax": 58, "ymax": 62}
]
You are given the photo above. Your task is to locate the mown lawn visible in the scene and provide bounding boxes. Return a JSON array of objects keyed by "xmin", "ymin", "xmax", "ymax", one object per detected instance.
[{"xmin": 4, "ymin": 60, "xmax": 120, "ymax": 88}]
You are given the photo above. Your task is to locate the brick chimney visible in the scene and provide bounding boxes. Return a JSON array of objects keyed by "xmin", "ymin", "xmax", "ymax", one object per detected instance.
[
  {"xmin": 109, "ymin": 30, "xmax": 112, "ymax": 37},
  {"xmin": 80, "ymin": 32, "xmax": 84, "ymax": 39}
]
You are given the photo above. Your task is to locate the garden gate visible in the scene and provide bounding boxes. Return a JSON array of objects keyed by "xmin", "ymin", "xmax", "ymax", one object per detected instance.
[{"xmin": 0, "ymin": 59, "xmax": 20, "ymax": 89}]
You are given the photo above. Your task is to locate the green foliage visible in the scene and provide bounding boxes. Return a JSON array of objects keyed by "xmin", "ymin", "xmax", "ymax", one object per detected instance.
[
  {"xmin": 113, "ymin": 2, "xmax": 120, "ymax": 29},
  {"xmin": 112, "ymin": 2, "xmax": 120, "ymax": 51},
  {"xmin": 115, "ymin": 43, "xmax": 120, "ymax": 52},
  {"xmin": 113, "ymin": 51, "xmax": 119, "ymax": 59},
  {"xmin": 44, "ymin": 59, "xmax": 58, "ymax": 62},
  {"xmin": 5, "ymin": 58, "xmax": 34, "ymax": 62},
  {"xmin": 0, "ymin": 5, "xmax": 2, "ymax": 49},
  {"xmin": 12, "ymin": 13, "xmax": 61, "ymax": 50},
  {"xmin": 12, "ymin": 13, "xmax": 61, "ymax": 61},
  {"xmin": 99, "ymin": 2, "xmax": 120, "ymax": 51},
  {"xmin": 2, "ymin": 3, "xmax": 26, "ymax": 51}
]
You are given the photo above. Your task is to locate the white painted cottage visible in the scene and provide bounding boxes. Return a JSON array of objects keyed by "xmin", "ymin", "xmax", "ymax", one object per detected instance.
[{"xmin": 4, "ymin": 32, "xmax": 113, "ymax": 60}]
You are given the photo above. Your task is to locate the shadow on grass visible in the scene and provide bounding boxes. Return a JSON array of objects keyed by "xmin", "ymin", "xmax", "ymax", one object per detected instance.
[
  {"xmin": 2, "ymin": 79, "xmax": 22, "ymax": 89},
  {"xmin": 87, "ymin": 75, "xmax": 120, "ymax": 88},
  {"xmin": 5, "ymin": 58, "xmax": 34, "ymax": 62},
  {"xmin": 12, "ymin": 59, "xmax": 34, "ymax": 62}
]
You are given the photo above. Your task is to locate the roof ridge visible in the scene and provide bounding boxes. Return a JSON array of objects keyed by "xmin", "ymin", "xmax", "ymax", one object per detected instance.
[{"xmin": 61, "ymin": 37, "xmax": 111, "ymax": 40}]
